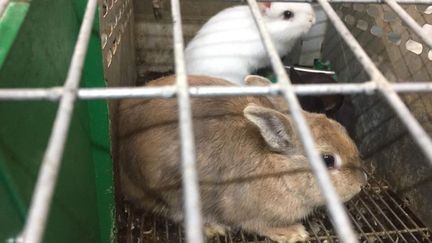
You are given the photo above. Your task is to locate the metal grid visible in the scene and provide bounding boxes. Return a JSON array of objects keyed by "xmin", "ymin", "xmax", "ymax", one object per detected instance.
[
  {"xmin": 117, "ymin": 173, "xmax": 432, "ymax": 243},
  {"xmin": 0, "ymin": 0, "xmax": 431, "ymax": 242},
  {"xmin": 100, "ymin": 0, "xmax": 136, "ymax": 87}
]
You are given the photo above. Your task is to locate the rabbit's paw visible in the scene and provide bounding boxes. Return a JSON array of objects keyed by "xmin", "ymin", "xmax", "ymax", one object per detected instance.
[
  {"xmin": 261, "ymin": 224, "xmax": 309, "ymax": 243},
  {"xmin": 204, "ymin": 223, "xmax": 227, "ymax": 238}
]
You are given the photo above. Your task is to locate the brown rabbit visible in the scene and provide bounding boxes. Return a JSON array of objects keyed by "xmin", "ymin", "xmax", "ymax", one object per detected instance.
[{"xmin": 118, "ymin": 75, "xmax": 366, "ymax": 242}]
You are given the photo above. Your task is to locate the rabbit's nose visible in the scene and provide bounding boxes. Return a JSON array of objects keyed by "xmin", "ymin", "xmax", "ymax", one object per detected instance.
[
  {"xmin": 309, "ymin": 17, "xmax": 316, "ymax": 24},
  {"xmin": 355, "ymin": 169, "xmax": 368, "ymax": 185},
  {"xmin": 359, "ymin": 171, "xmax": 368, "ymax": 185}
]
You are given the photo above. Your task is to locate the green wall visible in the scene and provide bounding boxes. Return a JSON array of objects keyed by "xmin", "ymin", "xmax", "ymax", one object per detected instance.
[{"xmin": 0, "ymin": 0, "xmax": 114, "ymax": 242}]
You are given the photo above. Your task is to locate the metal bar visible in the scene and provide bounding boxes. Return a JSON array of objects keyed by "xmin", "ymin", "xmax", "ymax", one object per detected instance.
[
  {"xmin": 316, "ymin": 0, "xmax": 432, "ymax": 167},
  {"xmin": 0, "ymin": 0, "xmax": 9, "ymax": 17},
  {"xmin": 239, "ymin": 230, "xmax": 247, "ymax": 242},
  {"xmin": 384, "ymin": 0, "xmax": 432, "ymax": 49},
  {"xmin": 285, "ymin": 65, "xmax": 336, "ymax": 75},
  {"xmin": 19, "ymin": 0, "xmax": 98, "ymax": 242},
  {"xmin": 365, "ymin": 190, "xmax": 421, "ymax": 242},
  {"xmin": 226, "ymin": 228, "xmax": 234, "ymax": 243},
  {"xmin": 127, "ymin": 205, "xmax": 135, "ymax": 243},
  {"xmin": 361, "ymin": 190, "xmax": 409, "ymax": 241},
  {"xmin": 253, "ymin": 233, "xmax": 260, "ymax": 243},
  {"xmin": 367, "ymin": 174, "xmax": 432, "ymax": 240},
  {"xmin": 246, "ymin": 0, "xmax": 358, "ymax": 242},
  {"xmin": 223, "ymin": 230, "xmax": 230, "ymax": 243},
  {"xmin": 152, "ymin": 215, "xmax": 158, "ymax": 243},
  {"xmin": 139, "ymin": 211, "xmax": 148, "ymax": 241},
  {"xmin": 346, "ymin": 204, "xmax": 381, "ymax": 243},
  {"xmin": 349, "ymin": 199, "xmax": 387, "ymax": 241},
  {"xmin": 0, "ymin": 81, "xmax": 431, "ymax": 100},
  {"xmin": 214, "ymin": 230, "xmax": 222, "ymax": 243},
  {"xmin": 326, "ymin": 228, "xmax": 431, "ymax": 239},
  {"xmin": 178, "ymin": 220, "xmax": 183, "ymax": 243},
  {"xmin": 154, "ymin": 215, "xmax": 163, "ymax": 242},
  {"xmin": 226, "ymin": 0, "xmax": 432, "ymax": 3},
  {"xmin": 316, "ymin": 217, "xmax": 335, "ymax": 242},
  {"xmin": 357, "ymin": 197, "xmax": 397, "ymax": 241},
  {"xmin": 170, "ymin": 0, "xmax": 204, "ymax": 243},
  {"xmin": 305, "ymin": 219, "xmax": 322, "ymax": 241},
  {"xmin": 165, "ymin": 220, "xmax": 170, "ymax": 242},
  {"xmin": 362, "ymin": 185, "xmax": 421, "ymax": 241}
]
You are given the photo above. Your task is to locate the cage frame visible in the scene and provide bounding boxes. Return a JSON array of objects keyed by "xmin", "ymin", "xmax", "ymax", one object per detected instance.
[{"xmin": 0, "ymin": 0, "xmax": 431, "ymax": 242}]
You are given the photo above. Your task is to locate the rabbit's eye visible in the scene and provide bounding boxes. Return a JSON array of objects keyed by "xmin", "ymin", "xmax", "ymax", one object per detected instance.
[
  {"xmin": 282, "ymin": 10, "xmax": 293, "ymax": 20},
  {"xmin": 322, "ymin": 154, "xmax": 335, "ymax": 169}
]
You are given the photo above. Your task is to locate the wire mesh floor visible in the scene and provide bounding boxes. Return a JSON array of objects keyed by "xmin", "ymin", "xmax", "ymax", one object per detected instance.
[{"xmin": 117, "ymin": 174, "xmax": 432, "ymax": 243}]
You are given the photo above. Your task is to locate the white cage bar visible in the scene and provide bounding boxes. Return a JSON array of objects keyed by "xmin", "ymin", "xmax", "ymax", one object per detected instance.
[
  {"xmin": 171, "ymin": 0, "xmax": 204, "ymax": 242},
  {"xmin": 2, "ymin": 0, "xmax": 430, "ymax": 242},
  {"xmin": 0, "ymin": 0, "xmax": 9, "ymax": 17},
  {"xmin": 1, "ymin": 82, "xmax": 432, "ymax": 100},
  {"xmin": 225, "ymin": 0, "xmax": 432, "ymax": 3}
]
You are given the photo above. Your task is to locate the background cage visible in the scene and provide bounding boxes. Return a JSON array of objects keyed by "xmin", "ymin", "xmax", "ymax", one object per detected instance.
[{"xmin": 0, "ymin": 0, "xmax": 432, "ymax": 243}]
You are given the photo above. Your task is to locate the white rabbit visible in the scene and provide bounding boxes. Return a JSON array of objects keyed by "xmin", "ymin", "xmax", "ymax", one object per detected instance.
[{"xmin": 185, "ymin": 2, "xmax": 316, "ymax": 85}]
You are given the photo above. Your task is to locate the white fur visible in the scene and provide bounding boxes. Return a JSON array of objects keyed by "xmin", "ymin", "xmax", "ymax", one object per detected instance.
[{"xmin": 185, "ymin": 3, "xmax": 316, "ymax": 85}]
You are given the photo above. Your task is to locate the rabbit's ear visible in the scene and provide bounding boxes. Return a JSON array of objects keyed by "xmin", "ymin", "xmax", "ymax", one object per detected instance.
[
  {"xmin": 244, "ymin": 75, "xmax": 289, "ymax": 113},
  {"xmin": 244, "ymin": 103, "xmax": 294, "ymax": 152},
  {"xmin": 258, "ymin": 2, "xmax": 272, "ymax": 12},
  {"xmin": 244, "ymin": 75, "xmax": 272, "ymax": 86}
]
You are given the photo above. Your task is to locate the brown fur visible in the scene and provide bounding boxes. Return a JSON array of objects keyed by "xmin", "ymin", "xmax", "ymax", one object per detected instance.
[{"xmin": 118, "ymin": 75, "xmax": 366, "ymax": 242}]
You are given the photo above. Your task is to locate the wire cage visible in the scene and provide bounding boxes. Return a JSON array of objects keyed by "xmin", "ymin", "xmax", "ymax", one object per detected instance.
[{"xmin": 0, "ymin": 0, "xmax": 432, "ymax": 243}]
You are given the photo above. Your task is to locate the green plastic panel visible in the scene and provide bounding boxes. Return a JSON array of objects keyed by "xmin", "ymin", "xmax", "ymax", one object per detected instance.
[
  {"xmin": 0, "ymin": 0, "xmax": 114, "ymax": 242},
  {"xmin": 0, "ymin": 2, "xmax": 29, "ymax": 69}
]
